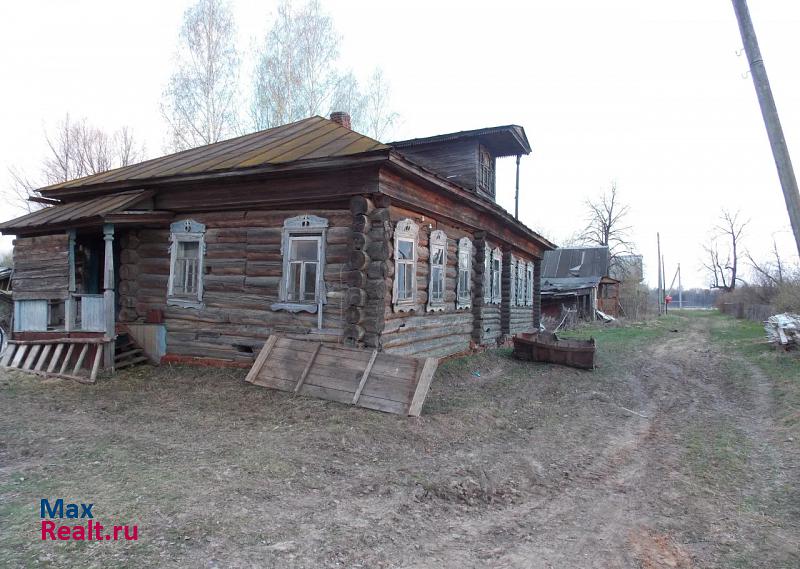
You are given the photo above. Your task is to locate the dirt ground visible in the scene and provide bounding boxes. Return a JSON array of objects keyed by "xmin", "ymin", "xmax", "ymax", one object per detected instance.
[{"xmin": 0, "ymin": 311, "xmax": 798, "ymax": 568}]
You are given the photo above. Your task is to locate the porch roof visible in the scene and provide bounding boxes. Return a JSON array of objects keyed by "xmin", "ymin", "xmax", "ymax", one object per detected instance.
[{"xmin": 0, "ymin": 190, "xmax": 151, "ymax": 233}]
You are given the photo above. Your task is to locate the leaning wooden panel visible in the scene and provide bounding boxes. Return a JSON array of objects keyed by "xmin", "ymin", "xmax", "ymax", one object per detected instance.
[{"xmin": 245, "ymin": 335, "xmax": 439, "ymax": 416}]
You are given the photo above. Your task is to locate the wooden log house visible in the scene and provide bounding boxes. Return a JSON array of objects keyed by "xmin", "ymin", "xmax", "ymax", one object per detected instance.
[{"xmin": 0, "ymin": 113, "xmax": 555, "ymax": 372}]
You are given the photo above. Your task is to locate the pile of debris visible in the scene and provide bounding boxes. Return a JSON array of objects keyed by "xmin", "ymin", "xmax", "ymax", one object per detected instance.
[{"xmin": 765, "ymin": 313, "xmax": 800, "ymax": 349}]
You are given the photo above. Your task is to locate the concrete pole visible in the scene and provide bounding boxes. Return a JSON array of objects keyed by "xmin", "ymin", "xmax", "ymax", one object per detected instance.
[
  {"xmin": 732, "ymin": 0, "xmax": 800, "ymax": 258},
  {"xmin": 678, "ymin": 263, "xmax": 683, "ymax": 309},
  {"xmin": 656, "ymin": 233, "xmax": 663, "ymax": 315}
]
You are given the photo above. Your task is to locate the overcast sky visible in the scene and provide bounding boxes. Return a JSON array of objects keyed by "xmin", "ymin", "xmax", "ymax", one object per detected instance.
[{"xmin": 1, "ymin": 0, "xmax": 799, "ymax": 288}]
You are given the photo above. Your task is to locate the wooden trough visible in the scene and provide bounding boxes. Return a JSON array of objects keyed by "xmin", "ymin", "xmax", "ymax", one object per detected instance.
[
  {"xmin": 513, "ymin": 331, "xmax": 596, "ymax": 370},
  {"xmin": 0, "ymin": 338, "xmax": 107, "ymax": 383},
  {"xmin": 245, "ymin": 335, "xmax": 438, "ymax": 416}
]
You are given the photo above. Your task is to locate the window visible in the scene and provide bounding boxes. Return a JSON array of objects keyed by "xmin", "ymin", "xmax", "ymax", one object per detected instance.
[
  {"xmin": 478, "ymin": 146, "xmax": 495, "ymax": 196},
  {"xmin": 526, "ymin": 262, "xmax": 534, "ymax": 306},
  {"xmin": 274, "ymin": 214, "xmax": 328, "ymax": 313},
  {"xmin": 491, "ymin": 247, "xmax": 502, "ymax": 304},
  {"xmin": 168, "ymin": 219, "xmax": 206, "ymax": 308},
  {"xmin": 509, "ymin": 256, "xmax": 517, "ymax": 307},
  {"xmin": 457, "ymin": 237, "xmax": 472, "ymax": 310},
  {"xmin": 393, "ymin": 219, "xmax": 419, "ymax": 312},
  {"xmin": 517, "ymin": 260, "xmax": 526, "ymax": 306},
  {"xmin": 427, "ymin": 230, "xmax": 447, "ymax": 311},
  {"xmin": 484, "ymin": 244, "xmax": 492, "ymax": 304}
]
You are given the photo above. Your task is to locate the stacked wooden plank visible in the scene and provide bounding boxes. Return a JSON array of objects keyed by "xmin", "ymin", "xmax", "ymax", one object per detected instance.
[
  {"xmin": 0, "ymin": 339, "xmax": 106, "ymax": 383},
  {"xmin": 245, "ymin": 335, "xmax": 438, "ymax": 416}
]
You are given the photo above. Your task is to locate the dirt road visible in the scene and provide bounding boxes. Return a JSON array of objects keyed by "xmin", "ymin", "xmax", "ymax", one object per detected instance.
[{"xmin": 0, "ymin": 312, "xmax": 797, "ymax": 568}]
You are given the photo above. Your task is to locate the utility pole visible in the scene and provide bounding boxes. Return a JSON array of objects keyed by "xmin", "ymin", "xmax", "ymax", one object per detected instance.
[
  {"xmin": 656, "ymin": 233, "xmax": 663, "ymax": 315},
  {"xmin": 732, "ymin": 0, "xmax": 800, "ymax": 258},
  {"xmin": 662, "ymin": 253, "xmax": 667, "ymax": 314},
  {"xmin": 678, "ymin": 263, "xmax": 683, "ymax": 309}
]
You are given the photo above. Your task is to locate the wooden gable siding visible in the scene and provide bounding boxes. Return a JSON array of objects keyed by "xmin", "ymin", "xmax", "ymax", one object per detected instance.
[
  {"xmin": 147, "ymin": 168, "xmax": 379, "ymax": 213},
  {"xmin": 395, "ymin": 138, "xmax": 479, "ymax": 192},
  {"xmin": 12, "ymin": 234, "xmax": 70, "ymax": 300},
  {"xmin": 117, "ymin": 209, "xmax": 351, "ymax": 364},
  {"xmin": 380, "ymin": 205, "xmax": 475, "ymax": 359},
  {"xmin": 378, "ymin": 167, "xmax": 545, "ymax": 259}
]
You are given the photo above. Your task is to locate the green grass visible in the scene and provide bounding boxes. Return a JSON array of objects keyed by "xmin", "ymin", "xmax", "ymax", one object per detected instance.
[{"xmin": 704, "ymin": 311, "xmax": 800, "ymax": 430}]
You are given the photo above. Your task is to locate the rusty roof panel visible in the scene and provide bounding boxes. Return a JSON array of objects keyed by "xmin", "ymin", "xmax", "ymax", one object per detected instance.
[
  {"xmin": 0, "ymin": 190, "xmax": 149, "ymax": 232},
  {"xmin": 40, "ymin": 116, "xmax": 390, "ymax": 194}
]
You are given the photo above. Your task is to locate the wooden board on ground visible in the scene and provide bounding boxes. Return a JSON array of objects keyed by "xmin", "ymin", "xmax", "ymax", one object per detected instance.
[{"xmin": 245, "ymin": 335, "xmax": 439, "ymax": 416}]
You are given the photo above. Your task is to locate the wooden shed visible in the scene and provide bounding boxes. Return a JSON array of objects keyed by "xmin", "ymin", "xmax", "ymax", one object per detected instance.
[{"xmin": 0, "ymin": 114, "xmax": 554, "ymax": 375}]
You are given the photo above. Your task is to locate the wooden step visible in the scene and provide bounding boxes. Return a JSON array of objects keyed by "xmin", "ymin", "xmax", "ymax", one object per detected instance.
[
  {"xmin": 115, "ymin": 348, "xmax": 143, "ymax": 362},
  {"xmin": 116, "ymin": 356, "xmax": 149, "ymax": 370}
]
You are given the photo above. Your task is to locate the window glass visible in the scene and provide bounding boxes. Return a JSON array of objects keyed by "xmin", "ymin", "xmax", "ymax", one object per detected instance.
[
  {"xmin": 287, "ymin": 236, "xmax": 320, "ymax": 302},
  {"xmin": 291, "ymin": 239, "xmax": 318, "ymax": 261},
  {"xmin": 398, "ymin": 240, "xmax": 414, "ymax": 260},
  {"xmin": 175, "ymin": 241, "xmax": 200, "ymax": 296}
]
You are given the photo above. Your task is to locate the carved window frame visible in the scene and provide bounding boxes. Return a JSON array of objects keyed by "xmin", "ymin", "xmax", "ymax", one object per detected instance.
[
  {"xmin": 509, "ymin": 255, "xmax": 517, "ymax": 307},
  {"xmin": 392, "ymin": 218, "xmax": 419, "ymax": 312},
  {"xmin": 427, "ymin": 230, "xmax": 448, "ymax": 312},
  {"xmin": 167, "ymin": 219, "xmax": 206, "ymax": 309},
  {"xmin": 491, "ymin": 247, "xmax": 502, "ymax": 305},
  {"xmin": 526, "ymin": 262, "xmax": 534, "ymax": 306},
  {"xmin": 517, "ymin": 259, "xmax": 526, "ymax": 306},
  {"xmin": 457, "ymin": 237, "xmax": 472, "ymax": 310},
  {"xmin": 272, "ymin": 214, "xmax": 328, "ymax": 314},
  {"xmin": 483, "ymin": 244, "xmax": 492, "ymax": 304}
]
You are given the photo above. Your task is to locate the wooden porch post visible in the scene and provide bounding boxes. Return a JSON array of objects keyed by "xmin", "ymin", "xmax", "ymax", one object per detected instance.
[
  {"xmin": 65, "ymin": 229, "xmax": 76, "ymax": 332},
  {"xmin": 102, "ymin": 224, "xmax": 115, "ymax": 369}
]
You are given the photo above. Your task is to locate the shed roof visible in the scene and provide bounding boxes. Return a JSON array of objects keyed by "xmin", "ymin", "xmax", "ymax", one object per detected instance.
[
  {"xmin": 0, "ymin": 190, "xmax": 150, "ymax": 232},
  {"xmin": 39, "ymin": 116, "xmax": 389, "ymax": 194},
  {"xmin": 391, "ymin": 125, "xmax": 531, "ymax": 157},
  {"xmin": 541, "ymin": 246, "xmax": 609, "ymax": 279}
]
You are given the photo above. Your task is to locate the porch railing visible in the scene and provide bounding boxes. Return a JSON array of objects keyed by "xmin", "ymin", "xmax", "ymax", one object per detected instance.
[{"xmin": 13, "ymin": 294, "xmax": 109, "ymax": 333}]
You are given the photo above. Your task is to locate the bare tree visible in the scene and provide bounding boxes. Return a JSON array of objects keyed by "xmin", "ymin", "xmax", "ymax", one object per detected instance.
[
  {"xmin": 6, "ymin": 114, "xmax": 145, "ymax": 213},
  {"xmin": 251, "ymin": 0, "xmax": 339, "ymax": 129},
  {"xmin": 702, "ymin": 209, "xmax": 748, "ymax": 292},
  {"xmin": 361, "ymin": 68, "xmax": 399, "ymax": 140},
  {"xmin": 251, "ymin": 2, "xmax": 398, "ymax": 139},
  {"xmin": 579, "ymin": 182, "xmax": 635, "ymax": 272},
  {"xmin": 746, "ymin": 238, "xmax": 785, "ymax": 287},
  {"xmin": 162, "ymin": 0, "xmax": 240, "ymax": 151}
]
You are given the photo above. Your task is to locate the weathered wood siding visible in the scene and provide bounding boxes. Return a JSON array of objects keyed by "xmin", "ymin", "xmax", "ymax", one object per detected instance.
[
  {"xmin": 395, "ymin": 139, "xmax": 479, "ymax": 192},
  {"xmin": 118, "ymin": 209, "xmax": 350, "ymax": 364},
  {"xmin": 11, "ymin": 234, "xmax": 69, "ymax": 300},
  {"xmin": 381, "ymin": 205, "xmax": 475, "ymax": 359}
]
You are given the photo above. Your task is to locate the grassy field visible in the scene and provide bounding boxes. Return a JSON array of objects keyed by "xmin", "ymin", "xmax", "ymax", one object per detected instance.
[{"xmin": 0, "ymin": 311, "xmax": 797, "ymax": 568}]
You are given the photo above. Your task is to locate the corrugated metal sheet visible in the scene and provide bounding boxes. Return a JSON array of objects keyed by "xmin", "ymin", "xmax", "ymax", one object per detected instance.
[
  {"xmin": 13, "ymin": 300, "xmax": 48, "ymax": 331},
  {"xmin": 40, "ymin": 116, "xmax": 388, "ymax": 193},
  {"xmin": 542, "ymin": 247, "xmax": 609, "ymax": 279},
  {"xmin": 0, "ymin": 190, "xmax": 148, "ymax": 231}
]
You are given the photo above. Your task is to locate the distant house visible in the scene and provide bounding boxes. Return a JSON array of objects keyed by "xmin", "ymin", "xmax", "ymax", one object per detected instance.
[
  {"xmin": 540, "ymin": 246, "xmax": 620, "ymax": 320},
  {"xmin": 0, "ymin": 113, "xmax": 554, "ymax": 372}
]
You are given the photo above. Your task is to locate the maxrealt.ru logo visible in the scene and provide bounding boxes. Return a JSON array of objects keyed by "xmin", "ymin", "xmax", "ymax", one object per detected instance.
[{"xmin": 40, "ymin": 499, "xmax": 138, "ymax": 541}]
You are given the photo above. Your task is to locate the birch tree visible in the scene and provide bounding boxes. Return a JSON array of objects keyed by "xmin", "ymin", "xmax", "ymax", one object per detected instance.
[{"xmin": 162, "ymin": 0, "xmax": 240, "ymax": 151}]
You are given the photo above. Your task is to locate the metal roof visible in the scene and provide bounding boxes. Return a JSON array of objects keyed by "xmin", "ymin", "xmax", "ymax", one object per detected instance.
[
  {"xmin": 39, "ymin": 116, "xmax": 389, "ymax": 194},
  {"xmin": 541, "ymin": 276, "xmax": 602, "ymax": 293},
  {"xmin": 391, "ymin": 125, "xmax": 531, "ymax": 157},
  {"xmin": 542, "ymin": 246, "xmax": 609, "ymax": 279},
  {"xmin": 0, "ymin": 190, "xmax": 149, "ymax": 232}
]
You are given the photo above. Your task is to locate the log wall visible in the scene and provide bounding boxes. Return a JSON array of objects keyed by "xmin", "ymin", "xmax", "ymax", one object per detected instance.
[
  {"xmin": 11, "ymin": 234, "xmax": 70, "ymax": 300},
  {"xmin": 381, "ymin": 205, "xmax": 475, "ymax": 359},
  {"xmin": 117, "ymin": 209, "xmax": 351, "ymax": 364}
]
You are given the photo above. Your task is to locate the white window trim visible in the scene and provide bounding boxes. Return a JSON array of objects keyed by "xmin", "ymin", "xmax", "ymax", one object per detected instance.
[
  {"xmin": 509, "ymin": 255, "xmax": 517, "ymax": 307},
  {"xmin": 273, "ymin": 214, "xmax": 328, "ymax": 314},
  {"xmin": 457, "ymin": 237, "xmax": 472, "ymax": 310},
  {"xmin": 526, "ymin": 262, "xmax": 534, "ymax": 306},
  {"xmin": 483, "ymin": 244, "xmax": 492, "ymax": 304},
  {"xmin": 491, "ymin": 247, "xmax": 502, "ymax": 305},
  {"xmin": 167, "ymin": 219, "xmax": 206, "ymax": 309},
  {"xmin": 392, "ymin": 218, "xmax": 419, "ymax": 312},
  {"xmin": 426, "ymin": 230, "xmax": 448, "ymax": 312},
  {"xmin": 517, "ymin": 259, "xmax": 526, "ymax": 306}
]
